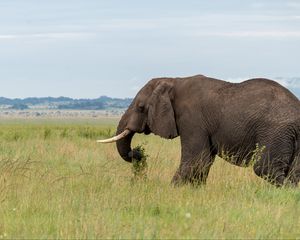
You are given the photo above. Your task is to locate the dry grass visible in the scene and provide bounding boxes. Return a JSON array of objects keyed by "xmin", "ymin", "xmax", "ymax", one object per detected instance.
[{"xmin": 0, "ymin": 120, "xmax": 299, "ymax": 239}]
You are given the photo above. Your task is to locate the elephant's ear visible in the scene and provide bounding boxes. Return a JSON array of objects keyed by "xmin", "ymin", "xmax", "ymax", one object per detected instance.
[{"xmin": 148, "ymin": 81, "xmax": 178, "ymax": 139}]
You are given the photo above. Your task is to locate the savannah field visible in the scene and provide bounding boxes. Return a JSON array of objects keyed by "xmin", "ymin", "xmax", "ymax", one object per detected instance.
[{"xmin": 0, "ymin": 116, "xmax": 299, "ymax": 239}]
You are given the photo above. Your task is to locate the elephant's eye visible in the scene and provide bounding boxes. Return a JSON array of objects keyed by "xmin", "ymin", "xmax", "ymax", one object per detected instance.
[{"xmin": 138, "ymin": 103, "xmax": 145, "ymax": 112}]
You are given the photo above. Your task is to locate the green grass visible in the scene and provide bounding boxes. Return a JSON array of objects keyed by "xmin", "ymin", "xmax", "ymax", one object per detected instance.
[{"xmin": 0, "ymin": 120, "xmax": 299, "ymax": 239}]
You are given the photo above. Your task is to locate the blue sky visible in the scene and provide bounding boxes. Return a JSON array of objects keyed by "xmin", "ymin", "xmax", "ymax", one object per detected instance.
[{"xmin": 0, "ymin": 0, "xmax": 299, "ymax": 98}]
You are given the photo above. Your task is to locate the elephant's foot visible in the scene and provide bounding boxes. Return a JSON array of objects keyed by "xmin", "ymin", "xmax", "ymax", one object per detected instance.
[
  {"xmin": 171, "ymin": 171, "xmax": 208, "ymax": 187},
  {"xmin": 171, "ymin": 172, "xmax": 185, "ymax": 186}
]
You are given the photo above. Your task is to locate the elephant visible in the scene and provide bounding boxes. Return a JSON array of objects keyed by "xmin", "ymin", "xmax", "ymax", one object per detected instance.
[{"xmin": 98, "ymin": 75, "xmax": 300, "ymax": 187}]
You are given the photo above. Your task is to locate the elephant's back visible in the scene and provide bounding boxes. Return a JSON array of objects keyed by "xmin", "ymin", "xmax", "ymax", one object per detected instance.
[
  {"xmin": 237, "ymin": 78, "xmax": 299, "ymax": 103},
  {"xmin": 220, "ymin": 78, "xmax": 299, "ymax": 111},
  {"xmin": 218, "ymin": 78, "xmax": 299, "ymax": 130},
  {"xmin": 243, "ymin": 78, "xmax": 299, "ymax": 119}
]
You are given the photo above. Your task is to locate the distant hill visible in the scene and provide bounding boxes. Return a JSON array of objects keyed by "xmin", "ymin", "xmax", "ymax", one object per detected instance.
[{"xmin": 0, "ymin": 96, "xmax": 133, "ymax": 110}]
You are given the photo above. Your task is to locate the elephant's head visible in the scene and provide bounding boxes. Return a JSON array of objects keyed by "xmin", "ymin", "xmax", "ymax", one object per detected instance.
[{"xmin": 98, "ymin": 78, "xmax": 178, "ymax": 162}]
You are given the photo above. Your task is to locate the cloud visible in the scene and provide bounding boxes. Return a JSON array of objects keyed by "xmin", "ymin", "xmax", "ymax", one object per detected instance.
[
  {"xmin": 0, "ymin": 32, "xmax": 94, "ymax": 40},
  {"xmin": 191, "ymin": 31, "xmax": 300, "ymax": 38},
  {"xmin": 287, "ymin": 2, "xmax": 300, "ymax": 8},
  {"xmin": 93, "ymin": 15, "xmax": 300, "ymax": 35},
  {"xmin": 0, "ymin": 35, "xmax": 14, "ymax": 39},
  {"xmin": 2, "ymin": 12, "xmax": 300, "ymax": 40}
]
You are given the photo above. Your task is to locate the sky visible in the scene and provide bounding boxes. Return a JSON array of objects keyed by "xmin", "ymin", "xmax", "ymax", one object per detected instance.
[{"xmin": 0, "ymin": 0, "xmax": 299, "ymax": 98}]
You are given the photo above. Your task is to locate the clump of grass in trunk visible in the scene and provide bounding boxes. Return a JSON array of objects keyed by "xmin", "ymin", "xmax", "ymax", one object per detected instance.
[{"xmin": 131, "ymin": 145, "xmax": 148, "ymax": 182}]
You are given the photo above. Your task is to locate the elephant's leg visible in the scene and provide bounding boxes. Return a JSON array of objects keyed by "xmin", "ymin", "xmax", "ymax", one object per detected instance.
[
  {"xmin": 172, "ymin": 154, "xmax": 215, "ymax": 186},
  {"xmin": 172, "ymin": 133, "xmax": 216, "ymax": 186},
  {"xmin": 253, "ymin": 143, "xmax": 292, "ymax": 187},
  {"xmin": 189, "ymin": 153, "xmax": 215, "ymax": 185}
]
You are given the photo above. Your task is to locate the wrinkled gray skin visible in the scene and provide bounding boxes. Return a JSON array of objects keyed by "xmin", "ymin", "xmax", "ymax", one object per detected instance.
[{"xmin": 116, "ymin": 75, "xmax": 300, "ymax": 187}]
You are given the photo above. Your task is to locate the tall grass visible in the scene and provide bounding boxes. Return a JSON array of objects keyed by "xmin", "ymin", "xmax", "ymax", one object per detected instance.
[{"xmin": 0, "ymin": 120, "xmax": 299, "ymax": 239}]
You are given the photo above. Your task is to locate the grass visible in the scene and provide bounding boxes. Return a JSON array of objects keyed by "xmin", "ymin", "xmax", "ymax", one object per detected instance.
[{"xmin": 0, "ymin": 119, "xmax": 299, "ymax": 239}]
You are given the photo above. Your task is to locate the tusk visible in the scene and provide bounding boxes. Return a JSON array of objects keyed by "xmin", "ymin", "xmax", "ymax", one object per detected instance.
[{"xmin": 96, "ymin": 129, "xmax": 131, "ymax": 143}]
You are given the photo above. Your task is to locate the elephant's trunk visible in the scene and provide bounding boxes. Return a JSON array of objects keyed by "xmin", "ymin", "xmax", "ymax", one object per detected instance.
[
  {"xmin": 116, "ymin": 125, "xmax": 135, "ymax": 163},
  {"xmin": 116, "ymin": 114, "xmax": 144, "ymax": 162}
]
